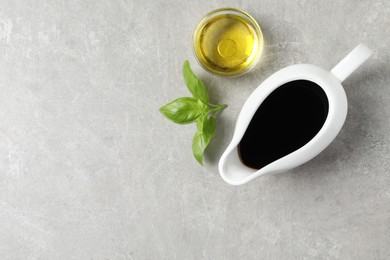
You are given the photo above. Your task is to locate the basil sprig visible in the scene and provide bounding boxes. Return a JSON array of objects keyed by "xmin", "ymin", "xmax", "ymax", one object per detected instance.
[{"xmin": 159, "ymin": 61, "xmax": 227, "ymax": 165}]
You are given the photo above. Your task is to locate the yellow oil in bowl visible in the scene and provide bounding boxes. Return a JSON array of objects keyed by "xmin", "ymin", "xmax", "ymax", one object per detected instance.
[{"xmin": 193, "ymin": 8, "xmax": 263, "ymax": 77}]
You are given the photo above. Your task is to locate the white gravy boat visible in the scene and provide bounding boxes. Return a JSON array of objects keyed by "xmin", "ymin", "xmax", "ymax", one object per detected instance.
[{"xmin": 219, "ymin": 44, "xmax": 372, "ymax": 186}]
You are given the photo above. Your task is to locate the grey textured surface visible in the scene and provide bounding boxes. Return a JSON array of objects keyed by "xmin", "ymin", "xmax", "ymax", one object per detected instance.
[{"xmin": 0, "ymin": 0, "xmax": 389, "ymax": 259}]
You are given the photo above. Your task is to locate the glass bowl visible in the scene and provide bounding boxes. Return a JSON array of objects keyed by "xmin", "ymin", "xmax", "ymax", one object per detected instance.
[{"xmin": 193, "ymin": 8, "xmax": 264, "ymax": 77}]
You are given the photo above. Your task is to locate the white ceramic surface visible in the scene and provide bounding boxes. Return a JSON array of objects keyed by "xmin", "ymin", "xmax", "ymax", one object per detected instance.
[{"xmin": 219, "ymin": 44, "xmax": 373, "ymax": 186}]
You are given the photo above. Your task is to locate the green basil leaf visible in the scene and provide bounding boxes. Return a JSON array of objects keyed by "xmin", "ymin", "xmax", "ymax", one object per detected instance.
[
  {"xmin": 197, "ymin": 99, "xmax": 209, "ymax": 111},
  {"xmin": 202, "ymin": 116, "xmax": 216, "ymax": 138},
  {"xmin": 192, "ymin": 116, "xmax": 216, "ymax": 164},
  {"xmin": 192, "ymin": 132, "xmax": 207, "ymax": 165},
  {"xmin": 183, "ymin": 60, "xmax": 209, "ymax": 103},
  {"xmin": 159, "ymin": 97, "xmax": 204, "ymax": 124}
]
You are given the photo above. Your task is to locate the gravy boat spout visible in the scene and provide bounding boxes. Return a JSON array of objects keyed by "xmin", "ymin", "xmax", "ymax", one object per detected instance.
[{"xmin": 219, "ymin": 44, "xmax": 372, "ymax": 186}]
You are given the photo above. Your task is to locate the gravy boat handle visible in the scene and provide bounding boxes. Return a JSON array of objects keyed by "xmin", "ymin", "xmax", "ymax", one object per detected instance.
[{"xmin": 331, "ymin": 43, "xmax": 373, "ymax": 82}]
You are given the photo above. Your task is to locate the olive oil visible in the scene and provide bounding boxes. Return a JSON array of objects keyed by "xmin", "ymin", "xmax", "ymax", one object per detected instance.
[{"xmin": 193, "ymin": 9, "xmax": 263, "ymax": 76}]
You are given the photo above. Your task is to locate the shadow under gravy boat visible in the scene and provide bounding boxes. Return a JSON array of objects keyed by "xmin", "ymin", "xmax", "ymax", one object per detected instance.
[{"xmin": 219, "ymin": 44, "xmax": 372, "ymax": 186}]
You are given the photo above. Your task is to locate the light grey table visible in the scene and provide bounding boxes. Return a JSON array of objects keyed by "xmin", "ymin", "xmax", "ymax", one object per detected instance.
[{"xmin": 0, "ymin": 1, "xmax": 389, "ymax": 259}]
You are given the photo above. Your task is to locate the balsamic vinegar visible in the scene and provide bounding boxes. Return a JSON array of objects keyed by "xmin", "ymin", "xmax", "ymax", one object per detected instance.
[{"xmin": 238, "ymin": 80, "xmax": 329, "ymax": 169}]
